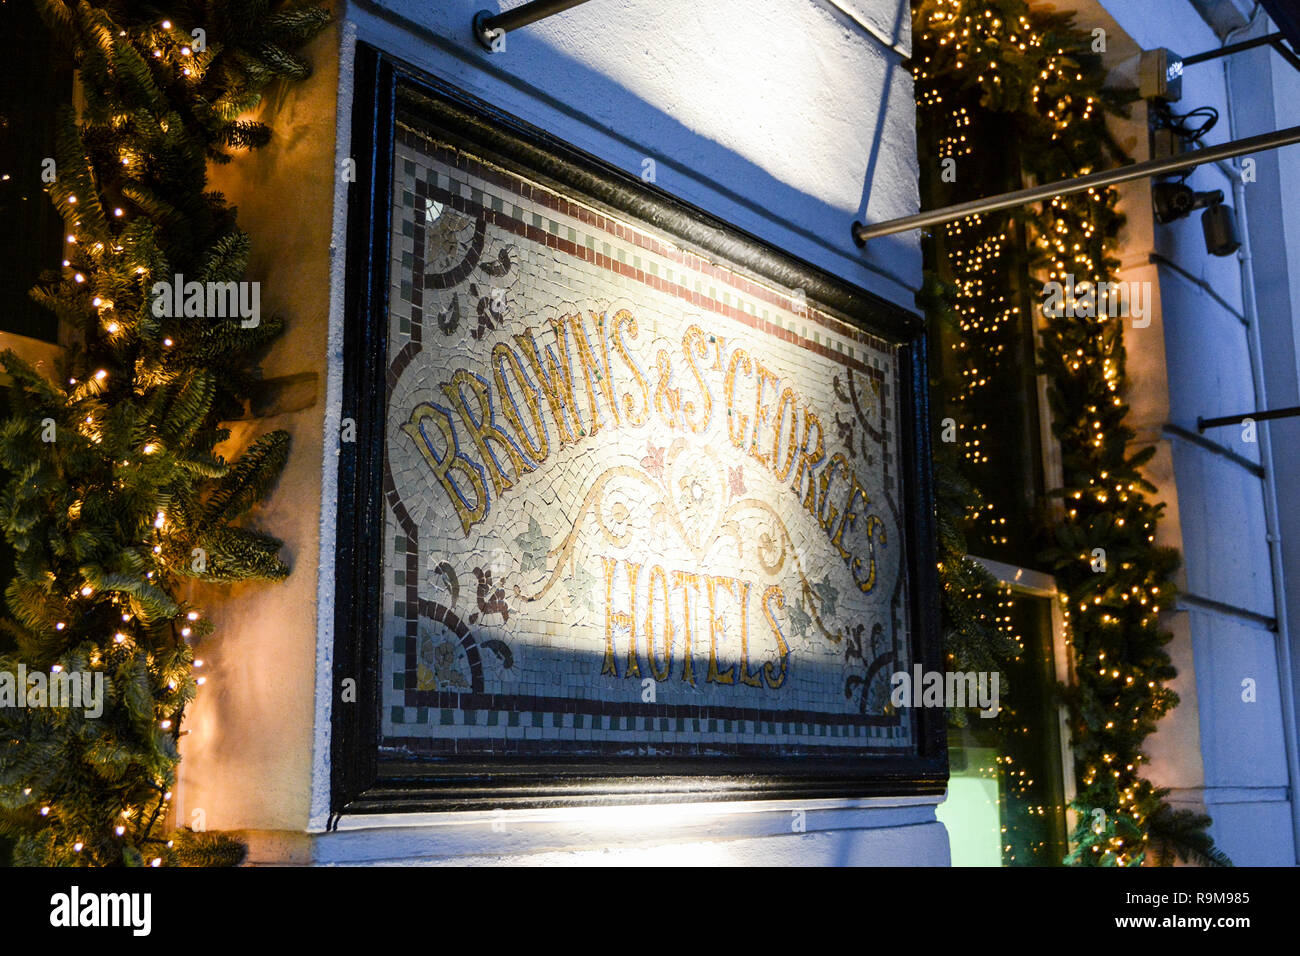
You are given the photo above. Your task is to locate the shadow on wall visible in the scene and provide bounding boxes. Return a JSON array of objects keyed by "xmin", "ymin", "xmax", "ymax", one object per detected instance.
[{"xmin": 353, "ymin": 0, "xmax": 922, "ymax": 304}]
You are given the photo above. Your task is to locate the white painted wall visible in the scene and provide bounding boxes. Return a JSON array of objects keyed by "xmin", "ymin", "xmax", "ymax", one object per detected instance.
[
  {"xmin": 176, "ymin": 15, "xmax": 342, "ymax": 838},
  {"xmin": 309, "ymin": 797, "xmax": 948, "ymax": 866},
  {"xmin": 1097, "ymin": 0, "xmax": 1300, "ymax": 866},
  {"xmin": 347, "ymin": 0, "xmax": 922, "ymax": 307}
]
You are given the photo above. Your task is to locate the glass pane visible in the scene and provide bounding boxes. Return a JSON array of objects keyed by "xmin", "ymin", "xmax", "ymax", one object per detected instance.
[
  {"xmin": 938, "ymin": 592, "xmax": 1068, "ymax": 865},
  {"xmin": 0, "ymin": 0, "xmax": 70, "ymax": 342}
]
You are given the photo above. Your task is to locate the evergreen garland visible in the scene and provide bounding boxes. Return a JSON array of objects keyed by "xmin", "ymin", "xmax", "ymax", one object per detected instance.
[
  {"xmin": 0, "ymin": 0, "xmax": 328, "ymax": 866},
  {"xmin": 914, "ymin": 0, "xmax": 1227, "ymax": 865}
]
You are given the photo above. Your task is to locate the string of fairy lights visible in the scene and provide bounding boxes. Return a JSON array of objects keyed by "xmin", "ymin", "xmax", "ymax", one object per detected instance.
[
  {"xmin": 36, "ymin": 18, "xmax": 218, "ymax": 863},
  {"xmin": 914, "ymin": 0, "xmax": 1188, "ymax": 866},
  {"xmin": 1, "ymin": 2, "xmax": 324, "ymax": 866}
]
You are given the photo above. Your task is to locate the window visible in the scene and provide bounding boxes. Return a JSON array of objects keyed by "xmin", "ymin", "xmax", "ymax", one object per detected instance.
[
  {"xmin": 0, "ymin": 0, "xmax": 70, "ymax": 343},
  {"xmin": 938, "ymin": 561, "xmax": 1073, "ymax": 865}
]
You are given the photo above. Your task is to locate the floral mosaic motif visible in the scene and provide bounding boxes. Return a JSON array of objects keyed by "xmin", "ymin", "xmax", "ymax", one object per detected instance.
[
  {"xmin": 469, "ymin": 566, "xmax": 510, "ymax": 624},
  {"xmin": 672, "ymin": 453, "xmax": 722, "ymax": 551},
  {"xmin": 469, "ymin": 282, "xmax": 503, "ymax": 340},
  {"xmin": 833, "ymin": 411, "xmax": 855, "ymax": 458},
  {"xmin": 728, "ymin": 464, "xmax": 746, "ymax": 498},
  {"xmin": 426, "ymin": 205, "xmax": 475, "ymax": 264},
  {"xmin": 843, "ymin": 611, "xmax": 899, "ymax": 715},
  {"xmin": 431, "ymin": 559, "xmax": 459, "ymax": 605},
  {"xmin": 787, "ymin": 598, "xmax": 813, "ymax": 640},
  {"xmin": 640, "ymin": 441, "xmax": 665, "ymax": 479},
  {"xmin": 514, "ymin": 515, "xmax": 550, "ymax": 573},
  {"xmin": 437, "ymin": 295, "xmax": 461, "ymax": 335},
  {"xmin": 422, "ymin": 199, "xmax": 519, "ymax": 336},
  {"xmin": 418, "ymin": 629, "xmax": 471, "ymax": 691},
  {"xmin": 481, "ymin": 638, "xmax": 513, "ymax": 669},
  {"xmin": 410, "ymin": 560, "xmax": 518, "ymax": 694},
  {"xmin": 424, "ymin": 207, "xmax": 485, "ymax": 290},
  {"xmin": 812, "ymin": 577, "xmax": 840, "ymax": 620},
  {"xmin": 565, "ymin": 561, "xmax": 598, "ymax": 615},
  {"xmin": 518, "ymin": 436, "xmax": 853, "ymax": 654},
  {"xmin": 479, "ymin": 247, "xmax": 513, "ymax": 278}
]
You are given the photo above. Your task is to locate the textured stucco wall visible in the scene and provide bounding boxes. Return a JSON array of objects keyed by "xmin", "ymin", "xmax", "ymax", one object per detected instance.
[
  {"xmin": 174, "ymin": 15, "xmax": 344, "ymax": 837},
  {"xmin": 349, "ymin": 0, "xmax": 922, "ymax": 307}
]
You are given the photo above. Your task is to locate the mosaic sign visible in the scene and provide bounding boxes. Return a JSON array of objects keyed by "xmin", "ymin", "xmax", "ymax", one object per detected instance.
[{"xmin": 379, "ymin": 124, "xmax": 915, "ymax": 758}]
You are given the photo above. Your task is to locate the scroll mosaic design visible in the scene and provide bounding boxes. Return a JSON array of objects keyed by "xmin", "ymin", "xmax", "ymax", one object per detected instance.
[{"xmin": 380, "ymin": 122, "xmax": 914, "ymax": 756}]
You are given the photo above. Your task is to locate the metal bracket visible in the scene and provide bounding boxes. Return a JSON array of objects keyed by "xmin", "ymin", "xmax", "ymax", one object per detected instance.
[
  {"xmin": 473, "ymin": 1, "xmax": 595, "ymax": 53},
  {"xmin": 472, "ymin": 10, "xmax": 503, "ymax": 52}
]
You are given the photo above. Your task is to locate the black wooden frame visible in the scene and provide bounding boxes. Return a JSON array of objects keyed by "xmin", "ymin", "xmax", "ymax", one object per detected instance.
[{"xmin": 330, "ymin": 43, "xmax": 945, "ymax": 819}]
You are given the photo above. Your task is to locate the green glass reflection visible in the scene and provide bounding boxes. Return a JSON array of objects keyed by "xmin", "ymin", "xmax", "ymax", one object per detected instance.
[{"xmin": 939, "ymin": 593, "xmax": 1068, "ymax": 865}]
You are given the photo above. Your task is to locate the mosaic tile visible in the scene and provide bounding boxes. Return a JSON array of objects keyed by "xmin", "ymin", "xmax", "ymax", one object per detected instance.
[{"xmin": 377, "ymin": 129, "xmax": 914, "ymax": 757}]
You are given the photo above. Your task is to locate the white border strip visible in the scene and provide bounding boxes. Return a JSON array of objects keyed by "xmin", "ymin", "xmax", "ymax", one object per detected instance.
[
  {"xmin": 308, "ymin": 17, "xmax": 360, "ymax": 834},
  {"xmin": 330, "ymin": 793, "xmax": 943, "ymax": 833}
]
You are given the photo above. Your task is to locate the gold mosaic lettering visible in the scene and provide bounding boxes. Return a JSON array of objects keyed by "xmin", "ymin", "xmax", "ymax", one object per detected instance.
[
  {"xmin": 680, "ymin": 324, "xmax": 714, "ymax": 434},
  {"xmin": 749, "ymin": 360, "xmax": 778, "ymax": 467},
  {"xmin": 569, "ymin": 310, "xmax": 621, "ymax": 438},
  {"xmin": 644, "ymin": 563, "xmax": 673, "ymax": 682},
  {"xmin": 515, "ymin": 319, "xmax": 585, "ymax": 446},
  {"xmin": 622, "ymin": 559, "xmax": 643, "ymax": 677},
  {"xmin": 834, "ymin": 474, "xmax": 885, "ymax": 593},
  {"xmin": 601, "ymin": 556, "xmax": 635, "ymax": 677},
  {"xmin": 724, "ymin": 347, "xmax": 752, "ymax": 450},
  {"xmin": 850, "ymin": 516, "xmax": 886, "ymax": 594},
  {"xmin": 610, "ymin": 308, "xmax": 650, "ymax": 427},
  {"xmin": 735, "ymin": 578, "xmax": 763, "ymax": 688},
  {"xmin": 761, "ymin": 585, "xmax": 791, "ymax": 689},
  {"xmin": 441, "ymin": 369, "xmax": 532, "ymax": 498},
  {"xmin": 792, "ymin": 409, "xmax": 825, "ymax": 517},
  {"xmin": 819, "ymin": 452, "xmax": 852, "ymax": 554},
  {"xmin": 652, "ymin": 348, "xmax": 679, "ymax": 428},
  {"xmin": 672, "ymin": 569, "xmax": 699, "ymax": 686},
  {"xmin": 492, "ymin": 342, "xmax": 549, "ymax": 464},
  {"xmin": 772, "ymin": 386, "xmax": 799, "ymax": 481},
  {"xmin": 705, "ymin": 575, "xmax": 738, "ymax": 685},
  {"xmin": 401, "ymin": 402, "xmax": 487, "ymax": 535}
]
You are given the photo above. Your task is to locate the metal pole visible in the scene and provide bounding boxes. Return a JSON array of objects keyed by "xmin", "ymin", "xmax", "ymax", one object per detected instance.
[
  {"xmin": 1269, "ymin": 36, "xmax": 1300, "ymax": 74},
  {"xmin": 1180, "ymin": 31, "xmax": 1285, "ymax": 67},
  {"xmin": 852, "ymin": 124, "xmax": 1300, "ymax": 245},
  {"xmin": 474, "ymin": 0, "xmax": 595, "ymax": 50},
  {"xmin": 1197, "ymin": 405, "xmax": 1300, "ymax": 432}
]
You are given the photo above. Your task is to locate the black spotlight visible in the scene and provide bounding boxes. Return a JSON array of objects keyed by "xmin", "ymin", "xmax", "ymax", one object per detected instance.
[
  {"xmin": 1152, "ymin": 181, "xmax": 1223, "ymax": 224},
  {"xmin": 1202, "ymin": 202, "xmax": 1241, "ymax": 257}
]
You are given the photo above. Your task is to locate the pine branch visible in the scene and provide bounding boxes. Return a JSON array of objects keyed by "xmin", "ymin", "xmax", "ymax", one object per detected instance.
[{"xmin": 0, "ymin": 0, "xmax": 329, "ymax": 866}]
